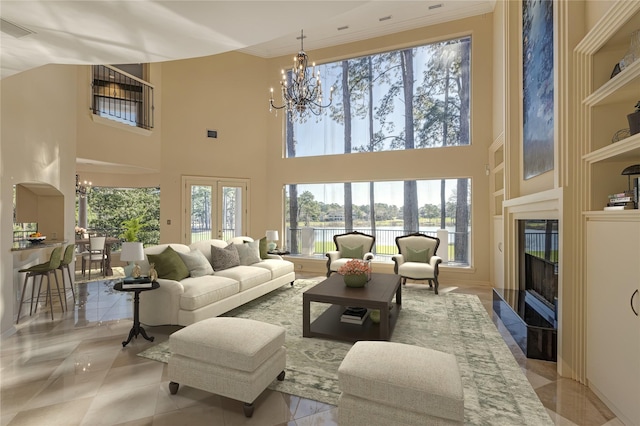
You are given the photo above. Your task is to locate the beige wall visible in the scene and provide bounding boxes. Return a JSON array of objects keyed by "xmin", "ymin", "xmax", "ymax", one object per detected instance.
[
  {"xmin": 1, "ymin": 65, "xmax": 78, "ymax": 335},
  {"xmin": 159, "ymin": 52, "xmax": 270, "ymax": 243}
]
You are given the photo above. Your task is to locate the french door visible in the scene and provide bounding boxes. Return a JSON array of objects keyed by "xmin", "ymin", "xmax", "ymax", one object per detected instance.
[{"xmin": 182, "ymin": 176, "xmax": 249, "ymax": 244}]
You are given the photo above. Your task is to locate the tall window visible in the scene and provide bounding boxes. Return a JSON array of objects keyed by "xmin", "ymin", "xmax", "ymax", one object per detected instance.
[
  {"xmin": 284, "ymin": 179, "xmax": 471, "ymax": 266},
  {"xmin": 286, "ymin": 36, "xmax": 471, "ymax": 158}
]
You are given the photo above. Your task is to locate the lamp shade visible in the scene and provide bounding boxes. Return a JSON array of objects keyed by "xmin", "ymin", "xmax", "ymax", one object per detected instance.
[
  {"xmin": 265, "ymin": 230, "xmax": 279, "ymax": 242},
  {"xmin": 120, "ymin": 242, "xmax": 144, "ymax": 262},
  {"xmin": 621, "ymin": 164, "xmax": 640, "ymax": 176}
]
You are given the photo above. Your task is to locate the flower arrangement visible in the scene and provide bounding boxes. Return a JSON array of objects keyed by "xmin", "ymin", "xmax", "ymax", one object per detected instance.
[
  {"xmin": 338, "ymin": 259, "xmax": 371, "ymax": 276},
  {"xmin": 74, "ymin": 226, "xmax": 87, "ymax": 236}
]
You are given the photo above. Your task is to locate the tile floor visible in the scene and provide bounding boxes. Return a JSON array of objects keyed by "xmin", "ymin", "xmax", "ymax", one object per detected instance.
[{"xmin": 0, "ymin": 273, "xmax": 623, "ymax": 426}]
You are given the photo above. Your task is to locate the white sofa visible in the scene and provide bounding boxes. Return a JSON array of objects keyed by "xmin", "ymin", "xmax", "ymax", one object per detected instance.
[{"xmin": 138, "ymin": 237, "xmax": 295, "ymax": 326}]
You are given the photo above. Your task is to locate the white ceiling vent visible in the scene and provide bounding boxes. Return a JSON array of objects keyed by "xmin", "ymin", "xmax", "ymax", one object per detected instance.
[{"xmin": 1, "ymin": 18, "xmax": 36, "ymax": 39}]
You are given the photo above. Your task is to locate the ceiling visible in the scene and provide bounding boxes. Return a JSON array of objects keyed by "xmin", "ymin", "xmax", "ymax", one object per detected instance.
[
  {"xmin": 0, "ymin": 0, "xmax": 495, "ymax": 80},
  {"xmin": 2, "ymin": 0, "xmax": 495, "ymax": 176}
]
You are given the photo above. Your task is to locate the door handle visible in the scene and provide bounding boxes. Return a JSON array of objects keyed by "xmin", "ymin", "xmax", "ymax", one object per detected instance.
[{"xmin": 632, "ymin": 289, "xmax": 639, "ymax": 317}]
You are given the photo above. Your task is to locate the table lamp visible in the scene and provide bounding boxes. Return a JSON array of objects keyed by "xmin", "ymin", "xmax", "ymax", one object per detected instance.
[
  {"xmin": 120, "ymin": 242, "xmax": 145, "ymax": 278},
  {"xmin": 622, "ymin": 164, "xmax": 640, "ymax": 208},
  {"xmin": 265, "ymin": 230, "xmax": 279, "ymax": 252}
]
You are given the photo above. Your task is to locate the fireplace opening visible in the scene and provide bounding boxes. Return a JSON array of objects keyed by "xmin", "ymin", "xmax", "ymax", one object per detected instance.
[{"xmin": 493, "ymin": 219, "xmax": 558, "ymax": 361}]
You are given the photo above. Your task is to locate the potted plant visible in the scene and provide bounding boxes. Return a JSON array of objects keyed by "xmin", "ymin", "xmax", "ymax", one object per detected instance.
[
  {"xmin": 120, "ymin": 217, "xmax": 144, "ymax": 277},
  {"xmin": 628, "ymin": 101, "xmax": 640, "ymax": 136},
  {"xmin": 337, "ymin": 259, "xmax": 372, "ymax": 288},
  {"xmin": 120, "ymin": 217, "xmax": 143, "ymax": 242}
]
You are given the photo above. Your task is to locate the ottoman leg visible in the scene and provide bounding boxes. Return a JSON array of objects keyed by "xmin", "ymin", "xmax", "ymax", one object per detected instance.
[
  {"xmin": 277, "ymin": 370, "xmax": 285, "ymax": 381},
  {"xmin": 243, "ymin": 402, "xmax": 254, "ymax": 418},
  {"xmin": 169, "ymin": 381, "xmax": 179, "ymax": 395}
]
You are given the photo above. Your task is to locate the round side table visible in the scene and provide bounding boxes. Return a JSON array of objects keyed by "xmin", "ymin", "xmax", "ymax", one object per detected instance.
[{"xmin": 114, "ymin": 281, "xmax": 160, "ymax": 347}]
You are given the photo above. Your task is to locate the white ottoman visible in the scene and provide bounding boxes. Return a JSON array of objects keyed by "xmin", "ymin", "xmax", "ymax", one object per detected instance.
[
  {"xmin": 338, "ymin": 341, "xmax": 464, "ymax": 425},
  {"xmin": 168, "ymin": 317, "xmax": 286, "ymax": 417}
]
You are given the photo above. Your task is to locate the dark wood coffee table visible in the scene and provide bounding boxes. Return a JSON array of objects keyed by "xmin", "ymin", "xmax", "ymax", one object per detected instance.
[{"xmin": 302, "ymin": 273, "xmax": 402, "ymax": 343}]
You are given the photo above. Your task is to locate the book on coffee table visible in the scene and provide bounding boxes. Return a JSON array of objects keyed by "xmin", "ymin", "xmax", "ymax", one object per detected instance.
[{"xmin": 341, "ymin": 307, "xmax": 369, "ymax": 325}]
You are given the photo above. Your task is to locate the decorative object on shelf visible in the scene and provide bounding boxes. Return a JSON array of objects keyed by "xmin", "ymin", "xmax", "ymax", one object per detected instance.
[
  {"xmin": 369, "ymin": 309, "xmax": 381, "ymax": 324},
  {"xmin": 148, "ymin": 263, "xmax": 158, "ymax": 282},
  {"xmin": 612, "ymin": 128, "xmax": 631, "ymax": 143},
  {"xmin": 621, "ymin": 164, "xmax": 640, "ymax": 209},
  {"xmin": 121, "ymin": 241, "xmax": 145, "ymax": 278},
  {"xmin": 269, "ymin": 30, "xmax": 334, "ymax": 122},
  {"xmin": 265, "ymin": 230, "xmax": 279, "ymax": 252},
  {"xmin": 338, "ymin": 259, "xmax": 372, "ymax": 288},
  {"xmin": 620, "ymin": 29, "xmax": 640, "ymax": 70},
  {"xmin": 75, "ymin": 174, "xmax": 91, "ymax": 198},
  {"xmin": 627, "ymin": 101, "xmax": 640, "ymax": 136},
  {"xmin": 610, "ymin": 62, "xmax": 622, "ymax": 79}
]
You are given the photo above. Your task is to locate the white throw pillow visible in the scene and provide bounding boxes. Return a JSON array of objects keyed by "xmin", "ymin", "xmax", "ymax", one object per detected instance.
[
  {"xmin": 179, "ymin": 249, "xmax": 214, "ymax": 277},
  {"xmin": 235, "ymin": 240, "xmax": 261, "ymax": 265}
]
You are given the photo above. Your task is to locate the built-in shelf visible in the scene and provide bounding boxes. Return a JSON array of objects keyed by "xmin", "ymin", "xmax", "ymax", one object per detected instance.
[
  {"xmin": 583, "ymin": 133, "xmax": 640, "ymax": 164},
  {"xmin": 583, "ymin": 60, "xmax": 640, "ymax": 107},
  {"xmin": 584, "ymin": 210, "xmax": 640, "ymax": 219}
]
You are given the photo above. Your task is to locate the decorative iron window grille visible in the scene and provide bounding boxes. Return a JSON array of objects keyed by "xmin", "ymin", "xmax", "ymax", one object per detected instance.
[{"xmin": 91, "ymin": 65, "xmax": 154, "ymax": 130}]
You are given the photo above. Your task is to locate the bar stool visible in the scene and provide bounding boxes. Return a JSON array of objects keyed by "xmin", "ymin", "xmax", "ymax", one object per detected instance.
[
  {"xmin": 58, "ymin": 244, "xmax": 77, "ymax": 310},
  {"xmin": 16, "ymin": 246, "xmax": 64, "ymax": 323}
]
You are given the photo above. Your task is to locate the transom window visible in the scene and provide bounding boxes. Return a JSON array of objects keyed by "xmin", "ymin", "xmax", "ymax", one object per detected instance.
[{"xmin": 286, "ymin": 36, "xmax": 471, "ymax": 158}]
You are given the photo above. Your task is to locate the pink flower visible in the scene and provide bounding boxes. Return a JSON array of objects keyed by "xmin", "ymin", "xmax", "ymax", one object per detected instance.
[{"xmin": 338, "ymin": 259, "xmax": 371, "ymax": 276}]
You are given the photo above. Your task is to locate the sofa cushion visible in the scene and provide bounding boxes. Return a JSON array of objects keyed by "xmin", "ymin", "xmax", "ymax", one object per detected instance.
[
  {"xmin": 179, "ymin": 249, "xmax": 214, "ymax": 277},
  {"xmin": 179, "ymin": 276, "xmax": 240, "ymax": 311},
  {"xmin": 211, "ymin": 243, "xmax": 240, "ymax": 271},
  {"xmin": 214, "ymin": 266, "xmax": 271, "ymax": 292},
  {"xmin": 148, "ymin": 246, "xmax": 190, "ymax": 281},
  {"xmin": 251, "ymin": 259, "xmax": 295, "ymax": 280},
  {"xmin": 236, "ymin": 240, "xmax": 261, "ymax": 265}
]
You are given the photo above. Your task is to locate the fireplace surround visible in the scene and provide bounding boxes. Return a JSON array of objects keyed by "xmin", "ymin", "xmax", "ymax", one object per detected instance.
[
  {"xmin": 493, "ymin": 219, "xmax": 558, "ymax": 361},
  {"xmin": 496, "ymin": 190, "xmax": 562, "ymax": 363}
]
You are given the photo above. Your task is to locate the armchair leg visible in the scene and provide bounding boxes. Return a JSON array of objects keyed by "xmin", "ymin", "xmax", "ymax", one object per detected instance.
[{"xmin": 432, "ymin": 278, "xmax": 439, "ymax": 295}]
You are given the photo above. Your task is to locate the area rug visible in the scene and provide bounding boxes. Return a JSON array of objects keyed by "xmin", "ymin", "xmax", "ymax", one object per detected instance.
[
  {"xmin": 74, "ymin": 266, "xmax": 125, "ymax": 284},
  {"xmin": 138, "ymin": 279, "xmax": 553, "ymax": 425}
]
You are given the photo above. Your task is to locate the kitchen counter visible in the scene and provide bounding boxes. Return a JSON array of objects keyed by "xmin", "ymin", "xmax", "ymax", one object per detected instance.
[{"xmin": 11, "ymin": 239, "xmax": 68, "ymax": 251}]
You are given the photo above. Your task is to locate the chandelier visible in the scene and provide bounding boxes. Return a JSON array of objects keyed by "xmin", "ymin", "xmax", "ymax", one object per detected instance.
[
  {"xmin": 76, "ymin": 174, "xmax": 92, "ymax": 198},
  {"xmin": 269, "ymin": 30, "xmax": 333, "ymax": 121}
]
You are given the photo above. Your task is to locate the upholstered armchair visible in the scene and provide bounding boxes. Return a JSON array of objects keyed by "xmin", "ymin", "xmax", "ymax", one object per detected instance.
[
  {"xmin": 326, "ymin": 231, "xmax": 375, "ymax": 277},
  {"xmin": 392, "ymin": 233, "xmax": 442, "ymax": 294}
]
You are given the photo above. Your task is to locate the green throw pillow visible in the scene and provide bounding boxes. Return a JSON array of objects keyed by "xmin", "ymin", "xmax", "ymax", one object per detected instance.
[
  {"xmin": 405, "ymin": 247, "xmax": 430, "ymax": 263},
  {"xmin": 147, "ymin": 246, "xmax": 190, "ymax": 281},
  {"xmin": 259, "ymin": 236, "xmax": 269, "ymax": 259},
  {"xmin": 340, "ymin": 244, "xmax": 363, "ymax": 259}
]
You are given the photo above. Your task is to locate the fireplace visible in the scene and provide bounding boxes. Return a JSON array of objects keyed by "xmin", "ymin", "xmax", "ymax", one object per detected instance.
[{"xmin": 493, "ymin": 219, "xmax": 558, "ymax": 361}]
